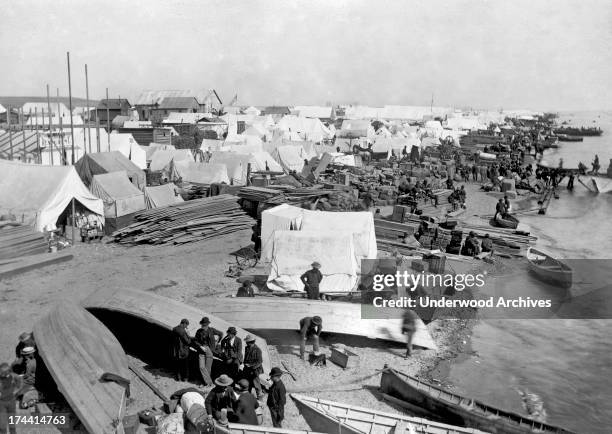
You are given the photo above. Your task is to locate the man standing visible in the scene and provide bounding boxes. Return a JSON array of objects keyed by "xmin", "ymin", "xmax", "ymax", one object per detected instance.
[
  {"xmin": 300, "ymin": 262, "xmax": 323, "ymax": 300},
  {"xmin": 0, "ymin": 363, "xmax": 21, "ymax": 434},
  {"xmin": 205, "ymin": 375, "xmax": 235, "ymax": 425},
  {"xmin": 242, "ymin": 335, "xmax": 263, "ymax": 399},
  {"xmin": 220, "ymin": 327, "xmax": 243, "ymax": 379},
  {"xmin": 194, "ymin": 317, "xmax": 223, "ymax": 387},
  {"xmin": 402, "ymin": 309, "xmax": 419, "ymax": 358},
  {"xmin": 298, "ymin": 316, "xmax": 322, "ymax": 360},
  {"xmin": 494, "ymin": 198, "xmax": 506, "ymax": 220},
  {"xmin": 231, "ymin": 379, "xmax": 259, "ymax": 425},
  {"xmin": 266, "ymin": 367, "xmax": 286, "ymax": 428},
  {"xmin": 171, "ymin": 319, "xmax": 192, "ymax": 382}
]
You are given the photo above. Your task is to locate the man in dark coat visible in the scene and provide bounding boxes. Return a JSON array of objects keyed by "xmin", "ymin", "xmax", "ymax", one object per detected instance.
[
  {"xmin": 171, "ymin": 319, "xmax": 192, "ymax": 382},
  {"xmin": 236, "ymin": 280, "xmax": 255, "ymax": 298},
  {"xmin": 205, "ymin": 375, "xmax": 235, "ymax": 424},
  {"xmin": 194, "ymin": 317, "xmax": 223, "ymax": 386},
  {"xmin": 12, "ymin": 333, "xmax": 36, "ymax": 375},
  {"xmin": 300, "ymin": 262, "xmax": 323, "ymax": 300},
  {"xmin": 266, "ymin": 367, "xmax": 286, "ymax": 428},
  {"xmin": 0, "ymin": 363, "xmax": 21, "ymax": 434},
  {"xmin": 481, "ymin": 233, "xmax": 493, "ymax": 253},
  {"xmin": 220, "ymin": 327, "xmax": 243, "ymax": 379},
  {"xmin": 402, "ymin": 309, "xmax": 419, "ymax": 358},
  {"xmin": 298, "ymin": 316, "xmax": 322, "ymax": 360},
  {"xmin": 242, "ymin": 335, "xmax": 263, "ymax": 399},
  {"xmin": 231, "ymin": 379, "xmax": 259, "ymax": 425}
]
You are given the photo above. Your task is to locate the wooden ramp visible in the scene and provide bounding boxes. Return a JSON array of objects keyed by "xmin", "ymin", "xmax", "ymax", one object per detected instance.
[
  {"xmin": 206, "ymin": 297, "xmax": 437, "ymax": 350},
  {"xmin": 82, "ymin": 288, "xmax": 272, "ymax": 374},
  {"xmin": 0, "ymin": 251, "xmax": 73, "ymax": 280},
  {"xmin": 33, "ymin": 303, "xmax": 130, "ymax": 434}
]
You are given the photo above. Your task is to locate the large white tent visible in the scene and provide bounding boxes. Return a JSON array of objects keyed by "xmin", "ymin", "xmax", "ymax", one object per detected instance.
[
  {"xmin": 0, "ymin": 159, "xmax": 103, "ymax": 231},
  {"xmin": 108, "ymin": 133, "xmax": 147, "ymax": 169}
]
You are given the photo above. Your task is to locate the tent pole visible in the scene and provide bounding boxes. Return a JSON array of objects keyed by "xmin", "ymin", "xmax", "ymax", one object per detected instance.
[
  {"xmin": 57, "ymin": 88, "xmax": 66, "ymax": 165},
  {"xmin": 67, "ymin": 52, "xmax": 75, "ymax": 164},
  {"xmin": 46, "ymin": 84, "xmax": 54, "ymax": 166},
  {"xmin": 71, "ymin": 198, "xmax": 76, "ymax": 247},
  {"xmin": 96, "ymin": 112, "xmax": 101, "ymax": 152},
  {"xmin": 106, "ymin": 88, "xmax": 110, "ymax": 151}
]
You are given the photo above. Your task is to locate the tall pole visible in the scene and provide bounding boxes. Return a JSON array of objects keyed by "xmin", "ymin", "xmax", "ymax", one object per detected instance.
[
  {"xmin": 106, "ymin": 88, "xmax": 110, "ymax": 151},
  {"xmin": 46, "ymin": 84, "xmax": 54, "ymax": 166},
  {"xmin": 8, "ymin": 105, "xmax": 13, "ymax": 160},
  {"xmin": 58, "ymin": 88, "xmax": 66, "ymax": 165},
  {"xmin": 21, "ymin": 108, "xmax": 27, "ymax": 160},
  {"xmin": 35, "ymin": 108, "xmax": 41, "ymax": 164},
  {"xmin": 95, "ymin": 111, "xmax": 101, "ymax": 152},
  {"xmin": 67, "ymin": 52, "xmax": 75, "ymax": 164},
  {"xmin": 85, "ymin": 64, "xmax": 91, "ymax": 153}
]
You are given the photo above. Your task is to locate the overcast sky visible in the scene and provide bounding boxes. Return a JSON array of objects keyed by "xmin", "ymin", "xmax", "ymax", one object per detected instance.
[{"xmin": 1, "ymin": 0, "xmax": 610, "ymax": 110}]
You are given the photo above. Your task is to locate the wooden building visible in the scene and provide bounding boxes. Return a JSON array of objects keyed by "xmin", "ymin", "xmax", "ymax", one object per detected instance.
[{"xmin": 96, "ymin": 99, "xmax": 131, "ymax": 123}]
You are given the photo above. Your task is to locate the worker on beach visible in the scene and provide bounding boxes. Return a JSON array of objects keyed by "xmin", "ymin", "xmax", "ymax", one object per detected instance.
[
  {"xmin": 251, "ymin": 221, "xmax": 261, "ymax": 255},
  {"xmin": 267, "ymin": 367, "xmax": 287, "ymax": 428},
  {"xmin": 205, "ymin": 374, "xmax": 235, "ymax": 426},
  {"xmin": 12, "ymin": 332, "xmax": 35, "ymax": 374},
  {"xmin": 300, "ymin": 262, "xmax": 323, "ymax": 300},
  {"xmin": 481, "ymin": 233, "xmax": 493, "ymax": 253},
  {"xmin": 461, "ymin": 232, "xmax": 480, "ymax": 257},
  {"xmin": 402, "ymin": 309, "xmax": 419, "ymax": 358},
  {"xmin": 236, "ymin": 280, "xmax": 255, "ymax": 297},
  {"xmin": 16, "ymin": 347, "xmax": 38, "ymax": 408},
  {"xmin": 494, "ymin": 198, "xmax": 506, "ymax": 220},
  {"xmin": 231, "ymin": 379, "xmax": 260, "ymax": 425},
  {"xmin": 220, "ymin": 327, "xmax": 243, "ymax": 379},
  {"xmin": 504, "ymin": 195, "xmax": 511, "ymax": 213},
  {"xmin": 194, "ymin": 317, "xmax": 223, "ymax": 387},
  {"xmin": 171, "ymin": 319, "xmax": 193, "ymax": 382},
  {"xmin": 299, "ymin": 315, "xmax": 322, "ymax": 360},
  {"xmin": 0, "ymin": 362, "xmax": 21, "ymax": 434},
  {"xmin": 242, "ymin": 335, "xmax": 264, "ymax": 399}
]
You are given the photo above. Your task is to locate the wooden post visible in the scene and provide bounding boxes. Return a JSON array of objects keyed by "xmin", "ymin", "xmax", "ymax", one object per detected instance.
[
  {"xmin": 8, "ymin": 105, "xmax": 13, "ymax": 160},
  {"xmin": 95, "ymin": 111, "xmax": 101, "ymax": 152},
  {"xmin": 106, "ymin": 88, "xmax": 110, "ymax": 151},
  {"xmin": 58, "ymin": 88, "xmax": 66, "ymax": 165},
  {"xmin": 46, "ymin": 85, "xmax": 54, "ymax": 166},
  {"xmin": 35, "ymin": 109, "xmax": 41, "ymax": 164},
  {"xmin": 85, "ymin": 64, "xmax": 91, "ymax": 153},
  {"xmin": 71, "ymin": 198, "xmax": 76, "ymax": 247},
  {"xmin": 66, "ymin": 52, "xmax": 75, "ymax": 164},
  {"xmin": 21, "ymin": 108, "xmax": 27, "ymax": 161}
]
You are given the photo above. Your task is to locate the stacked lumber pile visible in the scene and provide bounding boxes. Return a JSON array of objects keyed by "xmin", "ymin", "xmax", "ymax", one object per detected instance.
[
  {"xmin": 178, "ymin": 183, "xmax": 209, "ymax": 200},
  {"xmin": 112, "ymin": 195, "xmax": 253, "ymax": 245},
  {"xmin": 238, "ymin": 186, "xmax": 282, "ymax": 202},
  {"xmin": 0, "ymin": 223, "xmax": 48, "ymax": 260}
]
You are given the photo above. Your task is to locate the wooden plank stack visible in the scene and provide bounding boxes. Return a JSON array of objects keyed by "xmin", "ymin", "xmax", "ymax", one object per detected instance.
[
  {"xmin": 0, "ymin": 223, "xmax": 48, "ymax": 260},
  {"xmin": 112, "ymin": 194, "xmax": 253, "ymax": 245}
]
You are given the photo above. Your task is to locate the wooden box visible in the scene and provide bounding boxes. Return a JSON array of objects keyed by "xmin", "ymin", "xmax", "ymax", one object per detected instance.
[{"xmin": 330, "ymin": 347, "xmax": 360, "ymax": 369}]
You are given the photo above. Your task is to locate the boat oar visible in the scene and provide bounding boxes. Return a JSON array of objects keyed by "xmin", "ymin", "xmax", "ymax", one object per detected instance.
[
  {"xmin": 128, "ymin": 361, "xmax": 170, "ymax": 405},
  {"xmin": 281, "ymin": 361, "xmax": 297, "ymax": 381}
]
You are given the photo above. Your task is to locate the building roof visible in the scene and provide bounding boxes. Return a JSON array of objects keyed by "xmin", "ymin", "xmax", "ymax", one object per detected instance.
[
  {"xmin": 157, "ymin": 97, "xmax": 199, "ymax": 110},
  {"xmin": 134, "ymin": 89, "xmax": 222, "ymax": 106},
  {"xmin": 293, "ymin": 106, "xmax": 333, "ymax": 119},
  {"xmin": 97, "ymin": 99, "xmax": 131, "ymax": 110},
  {"xmin": 22, "ymin": 102, "xmax": 70, "ymax": 116},
  {"xmin": 262, "ymin": 106, "xmax": 291, "ymax": 115}
]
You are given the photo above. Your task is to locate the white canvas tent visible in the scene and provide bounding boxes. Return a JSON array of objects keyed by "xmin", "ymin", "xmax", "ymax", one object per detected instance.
[
  {"xmin": 0, "ymin": 159, "xmax": 103, "ymax": 231},
  {"xmin": 90, "ymin": 171, "xmax": 145, "ymax": 218},
  {"xmin": 171, "ymin": 160, "xmax": 230, "ymax": 184},
  {"xmin": 144, "ymin": 184, "xmax": 184, "ymax": 209},
  {"xmin": 108, "ymin": 133, "xmax": 147, "ymax": 169},
  {"xmin": 149, "ymin": 148, "xmax": 194, "ymax": 172},
  {"xmin": 260, "ymin": 204, "xmax": 305, "ymax": 263},
  {"xmin": 271, "ymin": 145, "xmax": 308, "ymax": 173}
]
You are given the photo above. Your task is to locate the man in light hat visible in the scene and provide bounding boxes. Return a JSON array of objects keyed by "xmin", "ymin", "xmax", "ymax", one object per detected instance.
[
  {"xmin": 300, "ymin": 262, "xmax": 323, "ymax": 300},
  {"xmin": 194, "ymin": 317, "xmax": 223, "ymax": 386},
  {"xmin": 0, "ymin": 362, "xmax": 21, "ymax": 434},
  {"xmin": 266, "ymin": 367, "xmax": 286, "ymax": 428},
  {"xmin": 205, "ymin": 374, "xmax": 235, "ymax": 425},
  {"xmin": 231, "ymin": 379, "xmax": 259, "ymax": 425},
  {"xmin": 298, "ymin": 316, "xmax": 322, "ymax": 360},
  {"xmin": 242, "ymin": 335, "xmax": 263, "ymax": 399},
  {"xmin": 11, "ymin": 333, "xmax": 35, "ymax": 374},
  {"xmin": 171, "ymin": 319, "xmax": 193, "ymax": 382},
  {"xmin": 220, "ymin": 327, "xmax": 243, "ymax": 379}
]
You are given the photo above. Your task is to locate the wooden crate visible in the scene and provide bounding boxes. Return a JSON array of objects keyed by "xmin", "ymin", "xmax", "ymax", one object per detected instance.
[{"xmin": 330, "ymin": 347, "xmax": 360, "ymax": 369}]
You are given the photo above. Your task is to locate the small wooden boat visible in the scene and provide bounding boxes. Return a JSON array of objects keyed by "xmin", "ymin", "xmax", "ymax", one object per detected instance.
[
  {"xmin": 217, "ymin": 423, "xmax": 324, "ymax": 434},
  {"xmin": 380, "ymin": 368, "xmax": 577, "ymax": 434},
  {"xmin": 526, "ymin": 248, "xmax": 572, "ymax": 289},
  {"xmin": 206, "ymin": 297, "xmax": 437, "ymax": 350},
  {"xmin": 556, "ymin": 134, "xmax": 583, "ymax": 142},
  {"xmin": 490, "ymin": 213, "xmax": 519, "ymax": 229},
  {"xmin": 82, "ymin": 288, "xmax": 271, "ymax": 375},
  {"xmin": 291, "ymin": 393, "xmax": 487, "ymax": 434},
  {"xmin": 33, "ymin": 304, "xmax": 130, "ymax": 434}
]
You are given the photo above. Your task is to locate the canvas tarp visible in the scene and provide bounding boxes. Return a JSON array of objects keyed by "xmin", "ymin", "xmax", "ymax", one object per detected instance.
[
  {"xmin": 144, "ymin": 143, "xmax": 175, "ymax": 162},
  {"xmin": 0, "ymin": 159, "xmax": 103, "ymax": 231},
  {"xmin": 75, "ymin": 151, "xmax": 146, "ymax": 189},
  {"xmin": 260, "ymin": 204, "xmax": 304, "ymax": 263},
  {"xmin": 144, "ymin": 184, "xmax": 184, "ymax": 209},
  {"xmin": 109, "ymin": 133, "xmax": 147, "ymax": 169},
  {"xmin": 90, "ymin": 171, "xmax": 145, "ymax": 218},
  {"xmin": 149, "ymin": 149, "xmax": 194, "ymax": 172},
  {"xmin": 271, "ymin": 145, "xmax": 307, "ymax": 173},
  {"xmin": 267, "ymin": 230, "xmax": 359, "ymax": 293},
  {"xmin": 209, "ymin": 151, "xmax": 282, "ymax": 184},
  {"xmin": 171, "ymin": 160, "xmax": 230, "ymax": 184}
]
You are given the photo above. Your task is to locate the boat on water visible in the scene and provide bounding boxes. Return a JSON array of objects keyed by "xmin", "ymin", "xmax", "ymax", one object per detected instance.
[
  {"xmin": 490, "ymin": 213, "xmax": 519, "ymax": 229},
  {"xmin": 82, "ymin": 288, "xmax": 272, "ymax": 374},
  {"xmin": 380, "ymin": 368, "xmax": 577, "ymax": 434},
  {"xmin": 526, "ymin": 248, "xmax": 572, "ymax": 289},
  {"xmin": 33, "ymin": 304, "xmax": 131, "ymax": 434},
  {"xmin": 205, "ymin": 297, "xmax": 437, "ymax": 350},
  {"xmin": 291, "ymin": 393, "xmax": 487, "ymax": 434},
  {"xmin": 555, "ymin": 134, "xmax": 583, "ymax": 142},
  {"xmin": 553, "ymin": 127, "xmax": 602, "ymax": 137}
]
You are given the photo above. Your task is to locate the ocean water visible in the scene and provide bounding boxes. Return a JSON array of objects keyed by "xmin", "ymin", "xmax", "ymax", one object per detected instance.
[{"xmin": 445, "ymin": 111, "xmax": 612, "ymax": 434}]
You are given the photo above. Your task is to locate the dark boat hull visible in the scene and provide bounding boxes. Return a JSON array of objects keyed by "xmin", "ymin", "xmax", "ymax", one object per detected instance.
[{"xmin": 490, "ymin": 214, "xmax": 519, "ymax": 229}]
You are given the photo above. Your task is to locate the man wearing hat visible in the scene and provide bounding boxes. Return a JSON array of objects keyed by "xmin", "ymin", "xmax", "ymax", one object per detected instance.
[
  {"xmin": 171, "ymin": 319, "xmax": 193, "ymax": 382},
  {"xmin": 242, "ymin": 335, "xmax": 263, "ymax": 399},
  {"xmin": 194, "ymin": 317, "xmax": 223, "ymax": 386},
  {"xmin": 266, "ymin": 367, "xmax": 286, "ymax": 428},
  {"xmin": 0, "ymin": 362, "xmax": 21, "ymax": 434},
  {"xmin": 205, "ymin": 375, "xmax": 235, "ymax": 425},
  {"xmin": 236, "ymin": 280, "xmax": 255, "ymax": 298},
  {"xmin": 220, "ymin": 327, "xmax": 243, "ymax": 379},
  {"xmin": 298, "ymin": 316, "xmax": 322, "ymax": 360},
  {"xmin": 231, "ymin": 379, "xmax": 259, "ymax": 425},
  {"xmin": 300, "ymin": 262, "xmax": 323, "ymax": 300},
  {"xmin": 11, "ymin": 333, "xmax": 35, "ymax": 374}
]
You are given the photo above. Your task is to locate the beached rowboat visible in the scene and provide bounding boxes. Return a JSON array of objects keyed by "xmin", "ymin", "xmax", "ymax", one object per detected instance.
[
  {"xmin": 33, "ymin": 304, "xmax": 130, "ymax": 434},
  {"xmin": 380, "ymin": 368, "xmax": 576, "ymax": 434},
  {"xmin": 490, "ymin": 213, "xmax": 519, "ymax": 229},
  {"xmin": 526, "ymin": 248, "xmax": 572, "ymax": 289},
  {"xmin": 82, "ymin": 288, "xmax": 271, "ymax": 374},
  {"xmin": 291, "ymin": 393, "xmax": 487, "ymax": 433},
  {"xmin": 217, "ymin": 423, "xmax": 324, "ymax": 433}
]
